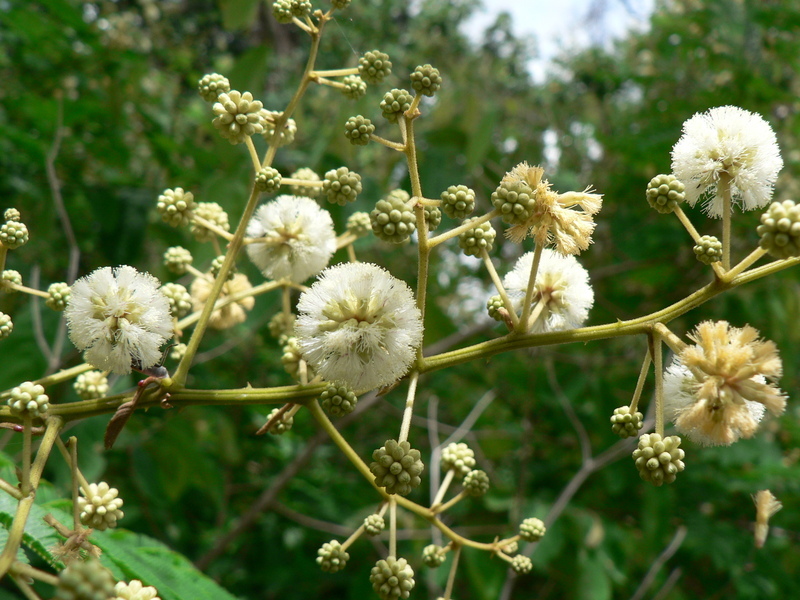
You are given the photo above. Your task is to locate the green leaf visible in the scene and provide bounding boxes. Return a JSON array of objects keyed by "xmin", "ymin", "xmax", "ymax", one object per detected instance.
[
  {"xmin": 0, "ymin": 488, "xmax": 66, "ymax": 570},
  {"xmin": 216, "ymin": 0, "xmax": 261, "ymax": 31},
  {"xmin": 576, "ymin": 550, "xmax": 612, "ymax": 600}
]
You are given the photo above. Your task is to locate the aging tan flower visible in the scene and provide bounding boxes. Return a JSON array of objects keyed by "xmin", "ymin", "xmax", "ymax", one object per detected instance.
[
  {"xmin": 503, "ymin": 163, "xmax": 602, "ymax": 254},
  {"xmin": 663, "ymin": 321, "xmax": 786, "ymax": 446},
  {"xmin": 190, "ymin": 273, "xmax": 255, "ymax": 330}
]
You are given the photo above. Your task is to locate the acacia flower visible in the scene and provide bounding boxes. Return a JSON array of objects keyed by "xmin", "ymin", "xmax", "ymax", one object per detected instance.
[
  {"xmin": 663, "ymin": 321, "xmax": 786, "ymax": 446},
  {"xmin": 503, "ymin": 163, "xmax": 602, "ymax": 254},
  {"xmin": 190, "ymin": 273, "xmax": 255, "ymax": 330},
  {"xmin": 671, "ymin": 106, "xmax": 783, "ymax": 217},
  {"xmin": 502, "ymin": 249, "xmax": 594, "ymax": 333},
  {"xmin": 65, "ymin": 266, "xmax": 172, "ymax": 375},
  {"xmin": 245, "ymin": 195, "xmax": 336, "ymax": 283},
  {"xmin": 295, "ymin": 262, "xmax": 423, "ymax": 392}
]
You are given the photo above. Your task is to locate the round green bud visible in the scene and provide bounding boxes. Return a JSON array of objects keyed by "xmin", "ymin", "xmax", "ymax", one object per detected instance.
[
  {"xmin": 266, "ymin": 407, "xmax": 293, "ymax": 435},
  {"xmin": 161, "ymin": 282, "xmax": 193, "ymax": 318},
  {"xmin": 170, "ymin": 343, "xmax": 187, "ymax": 362},
  {"xmin": 54, "ymin": 559, "xmax": 116, "ymax": 600},
  {"xmin": 0, "ymin": 220, "xmax": 29, "ymax": 249},
  {"xmin": 610, "ymin": 406, "xmax": 644, "ymax": 438},
  {"xmin": 316, "ymin": 540, "xmax": 349, "ymax": 573},
  {"xmin": 157, "ymin": 187, "xmax": 195, "ymax": 227},
  {"xmin": 261, "ymin": 110, "xmax": 297, "ymax": 147},
  {"xmin": 441, "ymin": 442, "xmax": 476, "ymax": 476},
  {"xmin": 486, "ymin": 295, "xmax": 506, "ymax": 322},
  {"xmin": 370, "ymin": 439, "xmax": 424, "ymax": 496},
  {"xmin": 364, "ymin": 514, "xmax": 385, "ymax": 536},
  {"xmin": 359, "ymin": 50, "xmax": 392, "ymax": 85},
  {"xmin": 268, "ymin": 311, "xmax": 296, "ymax": 339},
  {"xmin": 346, "ymin": 211, "xmax": 372, "ymax": 237},
  {"xmin": 410, "ymin": 64, "xmax": 442, "ymax": 97},
  {"xmin": 501, "ymin": 540, "xmax": 518, "ymax": 555},
  {"xmin": 1, "ymin": 269, "xmax": 21, "ymax": 291},
  {"xmin": 212, "ymin": 90, "xmax": 265, "ymax": 145},
  {"xmin": 380, "ymin": 88, "xmax": 413, "ymax": 123},
  {"xmin": 341, "ymin": 75, "xmax": 367, "ymax": 100},
  {"xmin": 319, "ymin": 382, "xmax": 358, "ymax": 417},
  {"xmin": 163, "ymin": 246, "xmax": 193, "ymax": 275},
  {"xmin": 425, "ymin": 206, "xmax": 442, "ymax": 231},
  {"xmin": 290, "ymin": 0, "xmax": 312, "ymax": 17},
  {"xmin": 191, "ymin": 202, "xmax": 230, "ymax": 243},
  {"xmin": 344, "ymin": 115, "xmax": 374, "ymax": 146},
  {"xmin": 210, "ymin": 255, "xmax": 236, "ymax": 281},
  {"xmin": 255, "ymin": 167, "xmax": 282, "ymax": 194},
  {"xmin": 289, "ymin": 168, "xmax": 321, "ymax": 199},
  {"xmin": 272, "ymin": 0, "xmax": 294, "ymax": 23},
  {"xmin": 463, "ymin": 469, "xmax": 490, "ymax": 497},
  {"xmin": 646, "ymin": 174, "xmax": 685, "ymax": 214},
  {"xmin": 370, "ymin": 556, "xmax": 415, "ymax": 600},
  {"xmin": 322, "ymin": 167, "xmax": 362, "ymax": 206},
  {"xmin": 3, "ymin": 208, "xmax": 21, "ymax": 222},
  {"xmin": 491, "ymin": 179, "xmax": 535, "ymax": 225},
  {"xmin": 46, "ymin": 282, "xmax": 72, "ymax": 311},
  {"xmin": 8, "ymin": 381, "xmax": 49, "ymax": 418},
  {"xmin": 198, "ymin": 73, "xmax": 230, "ymax": 102},
  {"xmin": 441, "ymin": 184, "xmax": 476, "ymax": 219},
  {"xmin": 632, "ymin": 433, "xmax": 685, "ymax": 486},
  {"xmin": 519, "ymin": 517, "xmax": 546, "ymax": 542},
  {"xmin": 0, "ymin": 312, "xmax": 12, "ymax": 339},
  {"xmin": 511, "ymin": 555, "xmax": 533, "ymax": 575},
  {"xmin": 281, "ymin": 336, "xmax": 315, "ymax": 381},
  {"xmin": 331, "ymin": 0, "xmax": 351, "ymax": 9},
  {"xmin": 693, "ymin": 235, "xmax": 722, "ymax": 265},
  {"xmin": 757, "ymin": 199, "xmax": 800, "ymax": 259},
  {"xmin": 458, "ymin": 217, "xmax": 496, "ymax": 257},
  {"xmin": 74, "ymin": 370, "xmax": 109, "ymax": 400},
  {"xmin": 370, "ymin": 194, "xmax": 416, "ymax": 244},
  {"xmin": 78, "ymin": 482, "xmax": 124, "ymax": 531},
  {"xmin": 422, "ymin": 544, "xmax": 446, "ymax": 568}
]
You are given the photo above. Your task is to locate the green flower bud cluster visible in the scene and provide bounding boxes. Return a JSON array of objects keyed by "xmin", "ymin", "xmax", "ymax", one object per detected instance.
[
  {"xmin": 422, "ymin": 544, "xmax": 446, "ymax": 568},
  {"xmin": 4, "ymin": 208, "xmax": 20, "ymax": 222},
  {"xmin": 519, "ymin": 517, "xmax": 546, "ymax": 542},
  {"xmin": 380, "ymin": 88, "xmax": 413, "ymax": 123},
  {"xmin": 266, "ymin": 407, "xmax": 294, "ymax": 435},
  {"xmin": 370, "ymin": 556, "xmax": 415, "ymax": 600},
  {"xmin": 212, "ymin": 91, "xmax": 265, "ymax": 145},
  {"xmin": 341, "ymin": 75, "xmax": 367, "ymax": 100},
  {"xmin": 758, "ymin": 199, "xmax": 800, "ymax": 259},
  {"xmin": 501, "ymin": 540, "xmax": 518, "ymax": 555},
  {"xmin": 191, "ymin": 202, "xmax": 230, "ymax": 243},
  {"xmin": 163, "ymin": 246, "xmax": 193, "ymax": 275},
  {"xmin": 46, "ymin": 282, "xmax": 71, "ymax": 311},
  {"xmin": 289, "ymin": 168, "xmax": 321, "ymax": 198},
  {"xmin": 255, "ymin": 167, "xmax": 282, "ymax": 194},
  {"xmin": 693, "ymin": 235, "xmax": 722, "ymax": 264},
  {"xmin": 261, "ymin": 110, "xmax": 297, "ymax": 147},
  {"xmin": 364, "ymin": 514, "xmax": 385, "ymax": 536},
  {"xmin": 198, "ymin": 73, "xmax": 231, "ymax": 102},
  {"xmin": 281, "ymin": 336, "xmax": 314, "ymax": 381},
  {"xmin": 268, "ymin": 312, "xmax": 296, "ymax": 339},
  {"xmin": 344, "ymin": 115, "xmax": 374, "ymax": 145},
  {"xmin": 157, "ymin": 188, "xmax": 195, "ymax": 228},
  {"xmin": 646, "ymin": 174, "xmax": 685, "ymax": 214},
  {"xmin": 424, "ymin": 206, "xmax": 442, "ymax": 231},
  {"xmin": 161, "ymin": 282, "xmax": 193, "ymax": 318},
  {"xmin": 371, "ymin": 193, "xmax": 416, "ymax": 244},
  {"xmin": 359, "ymin": 50, "xmax": 392, "ymax": 85},
  {"xmin": 289, "ymin": 0, "xmax": 311, "ymax": 17},
  {"xmin": 463, "ymin": 469, "xmax": 490, "ymax": 497},
  {"xmin": 511, "ymin": 555, "xmax": 533, "ymax": 575},
  {"xmin": 78, "ymin": 481, "xmax": 124, "ymax": 531},
  {"xmin": 272, "ymin": 0, "xmax": 294, "ymax": 23},
  {"xmin": 0, "ymin": 312, "xmax": 13, "ymax": 339},
  {"xmin": 1, "ymin": 269, "xmax": 21, "ymax": 291},
  {"xmin": 440, "ymin": 185, "xmax": 476, "ymax": 219},
  {"xmin": 323, "ymin": 167, "xmax": 362, "ymax": 206},
  {"xmin": 370, "ymin": 439, "xmax": 424, "ymax": 496},
  {"xmin": 113, "ymin": 579, "xmax": 161, "ymax": 600},
  {"xmin": 0, "ymin": 219, "xmax": 29, "ymax": 249},
  {"xmin": 331, "ymin": 0, "xmax": 351, "ymax": 9},
  {"xmin": 319, "ymin": 383, "xmax": 358, "ymax": 417},
  {"xmin": 491, "ymin": 179, "xmax": 535, "ymax": 225},
  {"xmin": 74, "ymin": 370, "xmax": 109, "ymax": 400},
  {"xmin": 316, "ymin": 540, "xmax": 349, "ymax": 573},
  {"xmin": 8, "ymin": 381, "xmax": 49, "ymax": 418},
  {"xmin": 170, "ymin": 343, "xmax": 187, "ymax": 362},
  {"xmin": 410, "ymin": 64, "xmax": 442, "ymax": 97},
  {"xmin": 441, "ymin": 442, "xmax": 476, "ymax": 476},
  {"xmin": 610, "ymin": 406, "xmax": 644, "ymax": 438},
  {"xmin": 210, "ymin": 255, "xmax": 236, "ymax": 281},
  {"xmin": 346, "ymin": 211, "xmax": 372, "ymax": 237},
  {"xmin": 54, "ymin": 559, "xmax": 116, "ymax": 600},
  {"xmin": 458, "ymin": 218, "xmax": 496, "ymax": 257},
  {"xmin": 486, "ymin": 295, "xmax": 506, "ymax": 322},
  {"xmin": 632, "ymin": 433, "xmax": 685, "ymax": 486}
]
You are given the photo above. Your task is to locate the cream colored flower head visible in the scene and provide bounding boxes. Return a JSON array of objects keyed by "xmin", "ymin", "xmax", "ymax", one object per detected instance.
[
  {"xmin": 295, "ymin": 262, "xmax": 424, "ymax": 393},
  {"xmin": 663, "ymin": 321, "xmax": 786, "ymax": 446},
  {"xmin": 114, "ymin": 580, "xmax": 161, "ymax": 600},
  {"xmin": 504, "ymin": 163, "xmax": 602, "ymax": 254},
  {"xmin": 65, "ymin": 266, "xmax": 172, "ymax": 375},
  {"xmin": 671, "ymin": 106, "xmax": 783, "ymax": 218},
  {"xmin": 245, "ymin": 195, "xmax": 336, "ymax": 283},
  {"xmin": 190, "ymin": 273, "xmax": 255, "ymax": 330}
]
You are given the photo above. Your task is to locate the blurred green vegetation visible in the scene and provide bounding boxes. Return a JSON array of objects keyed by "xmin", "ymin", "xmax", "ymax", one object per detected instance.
[{"xmin": 1, "ymin": 0, "xmax": 799, "ymax": 599}]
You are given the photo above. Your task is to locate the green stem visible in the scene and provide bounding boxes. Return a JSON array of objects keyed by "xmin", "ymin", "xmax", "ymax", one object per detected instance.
[
  {"xmin": 652, "ymin": 331, "xmax": 664, "ymax": 437},
  {"xmin": 430, "ymin": 469, "xmax": 455, "ymax": 509},
  {"xmin": 723, "ymin": 247, "xmax": 768, "ymax": 282},
  {"xmin": 389, "ymin": 497, "xmax": 397, "ymax": 557},
  {"xmin": 428, "ymin": 209, "xmax": 500, "ymax": 249},
  {"xmin": 21, "ymin": 415, "xmax": 31, "ymax": 496},
  {"xmin": 443, "ymin": 544, "xmax": 462, "ymax": 600},
  {"xmin": 370, "ymin": 133, "xmax": 406, "ymax": 151},
  {"xmin": 517, "ymin": 244, "xmax": 543, "ymax": 334},
  {"xmin": 481, "ymin": 249, "xmax": 519, "ymax": 328},
  {"xmin": 629, "ymin": 347, "xmax": 652, "ymax": 414},
  {"xmin": 719, "ymin": 172, "xmax": 732, "ymax": 271},
  {"xmin": 672, "ymin": 205, "xmax": 701, "ymax": 244},
  {"xmin": 398, "ymin": 372, "xmax": 418, "ymax": 443},
  {"xmin": 0, "ymin": 363, "xmax": 93, "ymax": 401}
]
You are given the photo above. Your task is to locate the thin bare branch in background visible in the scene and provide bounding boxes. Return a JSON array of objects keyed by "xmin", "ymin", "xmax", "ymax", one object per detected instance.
[{"xmin": 630, "ymin": 525, "xmax": 687, "ymax": 600}]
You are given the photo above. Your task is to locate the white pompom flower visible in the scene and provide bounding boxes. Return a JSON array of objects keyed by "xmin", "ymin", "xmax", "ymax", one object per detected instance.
[
  {"xmin": 671, "ymin": 106, "xmax": 783, "ymax": 218},
  {"xmin": 245, "ymin": 195, "xmax": 336, "ymax": 283},
  {"xmin": 295, "ymin": 262, "xmax": 424, "ymax": 393},
  {"xmin": 503, "ymin": 249, "xmax": 594, "ymax": 333},
  {"xmin": 65, "ymin": 266, "xmax": 172, "ymax": 375}
]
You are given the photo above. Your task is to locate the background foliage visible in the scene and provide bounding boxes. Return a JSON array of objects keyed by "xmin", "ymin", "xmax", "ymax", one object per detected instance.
[{"xmin": 1, "ymin": 0, "xmax": 799, "ymax": 598}]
